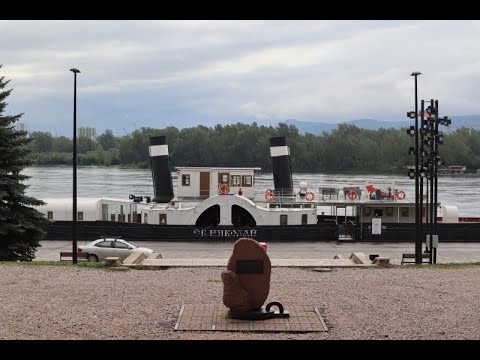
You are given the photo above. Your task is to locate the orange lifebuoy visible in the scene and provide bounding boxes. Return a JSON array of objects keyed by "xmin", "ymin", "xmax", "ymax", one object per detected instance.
[
  {"xmin": 397, "ymin": 190, "xmax": 406, "ymax": 200},
  {"xmin": 347, "ymin": 190, "xmax": 357, "ymax": 200},
  {"xmin": 305, "ymin": 191, "xmax": 315, "ymax": 201},
  {"xmin": 265, "ymin": 189, "xmax": 275, "ymax": 202},
  {"xmin": 218, "ymin": 183, "xmax": 230, "ymax": 195}
]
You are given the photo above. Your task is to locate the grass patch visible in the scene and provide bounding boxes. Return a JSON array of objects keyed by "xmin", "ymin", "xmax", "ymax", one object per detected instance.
[
  {"xmin": 0, "ymin": 260, "xmax": 111, "ymax": 269},
  {"xmin": 319, "ymin": 262, "xmax": 480, "ymax": 270},
  {"xmin": 426, "ymin": 262, "xmax": 480, "ymax": 269},
  {"xmin": 381, "ymin": 262, "xmax": 480, "ymax": 269},
  {"xmin": 76, "ymin": 261, "xmax": 112, "ymax": 269}
]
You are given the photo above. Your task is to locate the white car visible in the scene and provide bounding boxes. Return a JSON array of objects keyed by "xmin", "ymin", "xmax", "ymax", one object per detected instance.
[{"xmin": 78, "ymin": 238, "xmax": 154, "ymax": 262}]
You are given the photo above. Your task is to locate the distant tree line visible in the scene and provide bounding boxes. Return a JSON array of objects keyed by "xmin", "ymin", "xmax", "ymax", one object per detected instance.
[{"xmin": 27, "ymin": 123, "xmax": 480, "ymax": 174}]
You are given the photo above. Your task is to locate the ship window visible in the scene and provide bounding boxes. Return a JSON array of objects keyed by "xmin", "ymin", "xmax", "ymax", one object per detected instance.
[
  {"xmin": 218, "ymin": 173, "xmax": 229, "ymax": 184},
  {"xmin": 182, "ymin": 174, "xmax": 190, "ymax": 186},
  {"xmin": 159, "ymin": 213, "xmax": 167, "ymax": 225},
  {"xmin": 373, "ymin": 209, "xmax": 383, "ymax": 217},
  {"xmin": 280, "ymin": 214, "xmax": 288, "ymax": 225},
  {"xmin": 242, "ymin": 175, "xmax": 252, "ymax": 187},
  {"xmin": 47, "ymin": 211, "xmax": 53, "ymax": 220},
  {"xmin": 231, "ymin": 175, "xmax": 241, "ymax": 187},
  {"xmin": 364, "ymin": 207, "xmax": 371, "ymax": 216},
  {"xmin": 144, "ymin": 213, "xmax": 148, "ymax": 223},
  {"xmin": 111, "ymin": 214, "xmax": 116, "ymax": 222},
  {"xmin": 401, "ymin": 207, "xmax": 409, "ymax": 217},
  {"xmin": 302, "ymin": 214, "xmax": 308, "ymax": 225},
  {"xmin": 78, "ymin": 212, "xmax": 83, "ymax": 221},
  {"xmin": 386, "ymin": 207, "xmax": 393, "ymax": 217}
]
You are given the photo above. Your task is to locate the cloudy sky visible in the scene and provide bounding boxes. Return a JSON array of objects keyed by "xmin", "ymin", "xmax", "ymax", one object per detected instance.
[{"xmin": 1, "ymin": 20, "xmax": 479, "ymax": 136}]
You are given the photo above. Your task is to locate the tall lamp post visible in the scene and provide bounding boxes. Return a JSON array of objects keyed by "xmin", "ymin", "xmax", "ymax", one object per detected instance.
[
  {"xmin": 408, "ymin": 88, "xmax": 451, "ymax": 265},
  {"xmin": 411, "ymin": 71, "xmax": 422, "ymax": 264},
  {"xmin": 70, "ymin": 68, "xmax": 80, "ymax": 264}
]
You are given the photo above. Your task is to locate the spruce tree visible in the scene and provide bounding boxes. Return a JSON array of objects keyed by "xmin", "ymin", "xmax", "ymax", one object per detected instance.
[{"xmin": 0, "ymin": 65, "xmax": 48, "ymax": 261}]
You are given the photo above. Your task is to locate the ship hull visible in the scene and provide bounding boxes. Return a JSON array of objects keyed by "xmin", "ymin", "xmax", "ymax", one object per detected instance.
[
  {"xmin": 355, "ymin": 222, "xmax": 480, "ymax": 242},
  {"xmin": 42, "ymin": 221, "xmax": 480, "ymax": 242}
]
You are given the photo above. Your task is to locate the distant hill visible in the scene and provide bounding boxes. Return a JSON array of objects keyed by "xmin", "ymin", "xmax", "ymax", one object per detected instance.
[
  {"xmin": 450, "ymin": 115, "xmax": 480, "ymax": 129},
  {"xmin": 282, "ymin": 115, "xmax": 480, "ymax": 134}
]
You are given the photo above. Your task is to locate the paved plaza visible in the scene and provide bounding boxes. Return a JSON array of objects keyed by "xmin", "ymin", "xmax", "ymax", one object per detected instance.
[{"xmin": 35, "ymin": 240, "xmax": 480, "ymax": 265}]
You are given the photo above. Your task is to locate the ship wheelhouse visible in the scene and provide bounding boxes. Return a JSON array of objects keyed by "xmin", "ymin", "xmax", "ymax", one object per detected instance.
[{"xmin": 175, "ymin": 166, "xmax": 261, "ymax": 200}]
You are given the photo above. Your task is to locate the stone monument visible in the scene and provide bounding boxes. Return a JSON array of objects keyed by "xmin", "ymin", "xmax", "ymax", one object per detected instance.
[{"xmin": 221, "ymin": 238, "xmax": 288, "ymax": 320}]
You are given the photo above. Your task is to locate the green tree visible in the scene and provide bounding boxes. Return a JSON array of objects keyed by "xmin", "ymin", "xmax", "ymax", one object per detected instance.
[
  {"xmin": 118, "ymin": 127, "xmax": 165, "ymax": 166},
  {"xmin": 12, "ymin": 119, "xmax": 480, "ymax": 173},
  {"xmin": 97, "ymin": 129, "xmax": 118, "ymax": 150},
  {"xmin": 52, "ymin": 135, "xmax": 72, "ymax": 153},
  {"xmin": 29, "ymin": 131, "xmax": 53, "ymax": 152},
  {"xmin": 0, "ymin": 65, "xmax": 47, "ymax": 261},
  {"xmin": 77, "ymin": 136, "xmax": 95, "ymax": 154}
]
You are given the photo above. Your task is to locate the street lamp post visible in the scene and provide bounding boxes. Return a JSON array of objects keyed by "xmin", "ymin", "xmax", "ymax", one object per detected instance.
[
  {"xmin": 409, "ymin": 92, "xmax": 451, "ymax": 265},
  {"xmin": 433, "ymin": 100, "xmax": 439, "ymax": 264},
  {"xmin": 428, "ymin": 99, "xmax": 435, "ymax": 261},
  {"xmin": 420, "ymin": 99, "xmax": 428, "ymax": 255},
  {"xmin": 411, "ymin": 72, "xmax": 422, "ymax": 264},
  {"xmin": 70, "ymin": 68, "xmax": 80, "ymax": 264}
]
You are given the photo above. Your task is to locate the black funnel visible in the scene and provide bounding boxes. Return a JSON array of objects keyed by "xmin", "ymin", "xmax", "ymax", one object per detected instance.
[
  {"xmin": 149, "ymin": 136, "xmax": 174, "ymax": 203},
  {"xmin": 270, "ymin": 137, "xmax": 293, "ymax": 196}
]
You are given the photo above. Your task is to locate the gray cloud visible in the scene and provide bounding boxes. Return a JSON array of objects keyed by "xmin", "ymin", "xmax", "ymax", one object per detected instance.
[{"xmin": 1, "ymin": 20, "xmax": 479, "ymax": 135}]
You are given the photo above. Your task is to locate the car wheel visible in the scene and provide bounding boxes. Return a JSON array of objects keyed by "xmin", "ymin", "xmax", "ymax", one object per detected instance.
[{"xmin": 87, "ymin": 254, "xmax": 99, "ymax": 262}]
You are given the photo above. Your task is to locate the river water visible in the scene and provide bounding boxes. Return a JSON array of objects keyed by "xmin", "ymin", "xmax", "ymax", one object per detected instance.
[{"xmin": 23, "ymin": 166, "xmax": 479, "ymax": 216}]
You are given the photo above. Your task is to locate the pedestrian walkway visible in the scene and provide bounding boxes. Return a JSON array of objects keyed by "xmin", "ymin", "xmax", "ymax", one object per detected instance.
[
  {"xmin": 137, "ymin": 258, "xmax": 369, "ymax": 268},
  {"xmin": 125, "ymin": 252, "xmax": 375, "ymax": 268},
  {"xmin": 35, "ymin": 241, "xmax": 480, "ymax": 265}
]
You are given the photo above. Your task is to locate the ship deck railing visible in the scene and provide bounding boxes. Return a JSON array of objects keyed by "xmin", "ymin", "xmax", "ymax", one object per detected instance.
[{"xmin": 319, "ymin": 187, "xmax": 340, "ymax": 200}]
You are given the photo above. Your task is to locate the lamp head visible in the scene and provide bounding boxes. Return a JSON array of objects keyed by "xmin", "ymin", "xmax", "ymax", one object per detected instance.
[
  {"xmin": 70, "ymin": 68, "xmax": 81, "ymax": 74},
  {"xmin": 407, "ymin": 125, "xmax": 415, "ymax": 137},
  {"xmin": 410, "ymin": 71, "xmax": 422, "ymax": 76}
]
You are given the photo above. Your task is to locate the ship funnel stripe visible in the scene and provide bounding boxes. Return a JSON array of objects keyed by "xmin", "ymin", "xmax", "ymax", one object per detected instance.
[
  {"xmin": 270, "ymin": 137, "xmax": 287, "ymax": 147},
  {"xmin": 270, "ymin": 146, "xmax": 289, "ymax": 157},
  {"xmin": 149, "ymin": 136, "xmax": 174, "ymax": 203},
  {"xmin": 149, "ymin": 145, "xmax": 169, "ymax": 157},
  {"xmin": 150, "ymin": 136, "xmax": 167, "ymax": 146},
  {"xmin": 269, "ymin": 136, "xmax": 293, "ymax": 195}
]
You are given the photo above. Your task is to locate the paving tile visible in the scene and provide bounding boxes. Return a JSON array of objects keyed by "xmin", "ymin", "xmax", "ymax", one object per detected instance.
[{"xmin": 175, "ymin": 304, "xmax": 328, "ymax": 332}]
